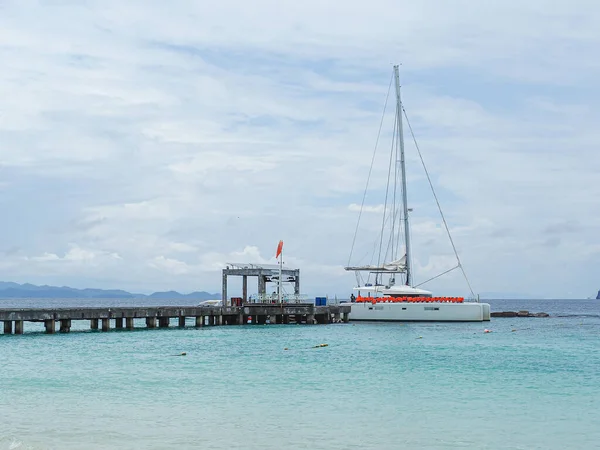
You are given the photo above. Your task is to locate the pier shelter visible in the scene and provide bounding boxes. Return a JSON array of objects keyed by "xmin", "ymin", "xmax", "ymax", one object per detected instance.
[{"xmin": 222, "ymin": 263, "xmax": 300, "ymax": 306}]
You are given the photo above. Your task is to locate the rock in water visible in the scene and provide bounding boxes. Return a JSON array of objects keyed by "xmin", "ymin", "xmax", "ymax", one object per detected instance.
[
  {"xmin": 596, "ymin": 290, "xmax": 600, "ymax": 300},
  {"xmin": 491, "ymin": 311, "xmax": 549, "ymax": 318},
  {"xmin": 491, "ymin": 311, "xmax": 517, "ymax": 317}
]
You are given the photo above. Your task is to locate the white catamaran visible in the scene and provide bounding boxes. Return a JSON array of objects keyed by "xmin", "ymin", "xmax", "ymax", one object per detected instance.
[{"xmin": 345, "ymin": 65, "xmax": 490, "ymax": 322}]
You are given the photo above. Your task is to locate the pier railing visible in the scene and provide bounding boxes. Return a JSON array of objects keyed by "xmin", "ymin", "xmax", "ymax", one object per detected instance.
[{"xmin": 248, "ymin": 293, "xmax": 310, "ymax": 304}]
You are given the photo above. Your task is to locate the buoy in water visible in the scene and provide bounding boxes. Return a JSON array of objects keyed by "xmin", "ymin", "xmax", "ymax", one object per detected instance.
[
  {"xmin": 484, "ymin": 329, "xmax": 492, "ymax": 333},
  {"xmin": 313, "ymin": 343, "xmax": 328, "ymax": 348},
  {"xmin": 247, "ymin": 316, "xmax": 252, "ymax": 324}
]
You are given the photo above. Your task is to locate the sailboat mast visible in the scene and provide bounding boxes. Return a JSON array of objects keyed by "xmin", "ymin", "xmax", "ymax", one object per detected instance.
[{"xmin": 393, "ymin": 65, "xmax": 412, "ymax": 286}]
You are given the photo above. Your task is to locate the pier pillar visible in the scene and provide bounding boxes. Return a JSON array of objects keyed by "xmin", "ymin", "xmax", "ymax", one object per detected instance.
[
  {"xmin": 159, "ymin": 317, "xmax": 170, "ymax": 328},
  {"xmin": 59, "ymin": 319, "xmax": 71, "ymax": 333},
  {"xmin": 146, "ymin": 317, "xmax": 156, "ymax": 328},
  {"xmin": 90, "ymin": 318, "xmax": 98, "ymax": 330},
  {"xmin": 294, "ymin": 272, "xmax": 300, "ymax": 295},
  {"xmin": 343, "ymin": 312, "xmax": 350, "ymax": 323},
  {"xmin": 101, "ymin": 318, "xmax": 110, "ymax": 332},
  {"xmin": 242, "ymin": 275, "xmax": 248, "ymax": 302},
  {"xmin": 258, "ymin": 275, "xmax": 266, "ymax": 296},
  {"xmin": 115, "ymin": 318, "xmax": 124, "ymax": 329},
  {"xmin": 14, "ymin": 320, "xmax": 23, "ymax": 335},
  {"xmin": 334, "ymin": 312, "xmax": 341, "ymax": 323},
  {"xmin": 195, "ymin": 316, "xmax": 203, "ymax": 327},
  {"xmin": 306, "ymin": 314, "xmax": 315, "ymax": 325},
  {"xmin": 222, "ymin": 270, "xmax": 228, "ymax": 307},
  {"xmin": 217, "ymin": 315, "xmax": 223, "ymax": 326},
  {"xmin": 126, "ymin": 317, "xmax": 134, "ymax": 330},
  {"xmin": 237, "ymin": 313, "xmax": 244, "ymax": 325},
  {"xmin": 179, "ymin": 316, "xmax": 186, "ymax": 328},
  {"xmin": 3, "ymin": 321, "xmax": 12, "ymax": 335},
  {"xmin": 45, "ymin": 319, "xmax": 55, "ymax": 334}
]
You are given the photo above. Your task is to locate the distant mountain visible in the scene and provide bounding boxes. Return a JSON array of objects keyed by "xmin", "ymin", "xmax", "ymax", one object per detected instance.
[
  {"xmin": 0, "ymin": 281, "xmax": 220, "ymax": 300},
  {"xmin": 147, "ymin": 290, "xmax": 219, "ymax": 300}
]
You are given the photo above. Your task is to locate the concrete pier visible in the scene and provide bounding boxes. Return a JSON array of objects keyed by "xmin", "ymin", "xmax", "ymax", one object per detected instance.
[{"xmin": 0, "ymin": 304, "xmax": 351, "ymax": 336}]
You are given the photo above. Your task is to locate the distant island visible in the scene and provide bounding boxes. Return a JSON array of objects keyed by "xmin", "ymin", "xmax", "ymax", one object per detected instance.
[
  {"xmin": 0, "ymin": 281, "xmax": 220, "ymax": 300},
  {"xmin": 597, "ymin": 290, "xmax": 600, "ymax": 300}
]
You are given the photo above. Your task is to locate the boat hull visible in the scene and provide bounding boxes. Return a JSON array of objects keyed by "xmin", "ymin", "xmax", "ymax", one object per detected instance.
[{"xmin": 348, "ymin": 301, "xmax": 490, "ymax": 322}]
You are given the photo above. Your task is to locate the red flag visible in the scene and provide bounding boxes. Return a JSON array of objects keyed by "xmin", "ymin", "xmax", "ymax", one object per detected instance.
[{"xmin": 275, "ymin": 240, "xmax": 283, "ymax": 259}]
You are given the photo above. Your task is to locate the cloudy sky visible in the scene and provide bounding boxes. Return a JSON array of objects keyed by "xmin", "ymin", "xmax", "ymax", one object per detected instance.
[{"xmin": 1, "ymin": 0, "xmax": 599, "ymax": 299}]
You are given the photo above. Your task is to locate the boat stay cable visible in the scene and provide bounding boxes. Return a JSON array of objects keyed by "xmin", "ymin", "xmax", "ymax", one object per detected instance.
[
  {"xmin": 347, "ymin": 72, "xmax": 393, "ymax": 267},
  {"xmin": 376, "ymin": 112, "xmax": 397, "ymax": 276},
  {"xmin": 401, "ymin": 107, "xmax": 476, "ymax": 299}
]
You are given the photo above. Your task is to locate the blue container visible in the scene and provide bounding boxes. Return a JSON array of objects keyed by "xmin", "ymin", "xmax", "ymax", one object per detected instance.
[{"xmin": 315, "ymin": 297, "xmax": 326, "ymax": 306}]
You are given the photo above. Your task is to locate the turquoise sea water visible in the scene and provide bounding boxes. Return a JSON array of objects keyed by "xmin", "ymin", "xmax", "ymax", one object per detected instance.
[{"xmin": 1, "ymin": 299, "xmax": 599, "ymax": 450}]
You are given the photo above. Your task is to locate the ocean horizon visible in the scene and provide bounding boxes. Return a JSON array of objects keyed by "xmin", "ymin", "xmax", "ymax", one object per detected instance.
[{"xmin": 1, "ymin": 298, "xmax": 599, "ymax": 449}]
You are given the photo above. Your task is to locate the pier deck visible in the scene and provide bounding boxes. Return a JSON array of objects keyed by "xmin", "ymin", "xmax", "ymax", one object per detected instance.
[{"xmin": 0, "ymin": 303, "xmax": 351, "ymax": 335}]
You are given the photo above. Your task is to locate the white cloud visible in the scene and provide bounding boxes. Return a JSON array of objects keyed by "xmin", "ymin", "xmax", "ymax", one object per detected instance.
[
  {"xmin": 26, "ymin": 246, "xmax": 121, "ymax": 265},
  {"xmin": 148, "ymin": 256, "xmax": 190, "ymax": 275},
  {"xmin": 31, "ymin": 252, "xmax": 61, "ymax": 262},
  {"xmin": 0, "ymin": 0, "xmax": 599, "ymax": 298},
  {"xmin": 348, "ymin": 204, "xmax": 385, "ymax": 214}
]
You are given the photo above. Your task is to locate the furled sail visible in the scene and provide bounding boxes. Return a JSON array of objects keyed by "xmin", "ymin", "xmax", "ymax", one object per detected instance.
[
  {"xmin": 345, "ymin": 254, "xmax": 407, "ymax": 273},
  {"xmin": 383, "ymin": 255, "xmax": 406, "ymax": 271}
]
